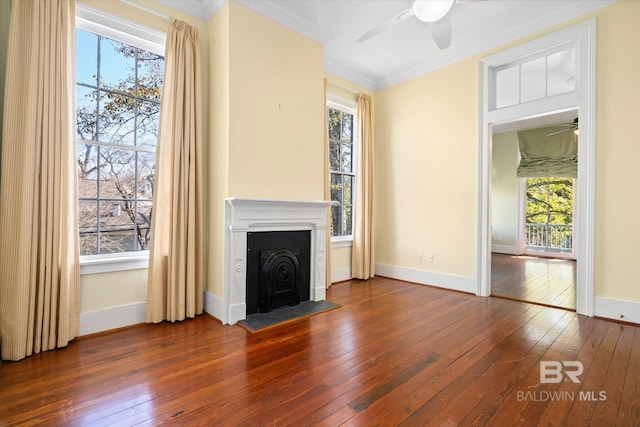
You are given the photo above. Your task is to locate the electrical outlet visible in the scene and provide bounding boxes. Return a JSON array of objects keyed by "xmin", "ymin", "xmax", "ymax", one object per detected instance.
[
  {"xmin": 417, "ymin": 254, "xmax": 423, "ymax": 263},
  {"xmin": 428, "ymin": 254, "xmax": 435, "ymax": 262}
]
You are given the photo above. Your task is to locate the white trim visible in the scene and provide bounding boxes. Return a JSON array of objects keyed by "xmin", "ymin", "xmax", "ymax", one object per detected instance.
[
  {"xmin": 235, "ymin": 0, "xmax": 337, "ymax": 44},
  {"xmin": 223, "ymin": 198, "xmax": 332, "ymax": 325},
  {"xmin": 375, "ymin": 263, "xmax": 476, "ymax": 294},
  {"xmin": 79, "ymin": 302, "xmax": 146, "ymax": 336},
  {"xmin": 331, "ymin": 237, "xmax": 353, "ymax": 249},
  {"xmin": 80, "ymin": 252, "xmax": 149, "ymax": 275},
  {"xmin": 76, "ymin": 3, "xmax": 166, "ymax": 55},
  {"xmin": 325, "ymin": 57, "xmax": 377, "ymax": 91},
  {"xmin": 491, "ymin": 245, "xmax": 518, "ymax": 256},
  {"xmin": 157, "ymin": 0, "xmax": 225, "ymax": 20},
  {"xmin": 478, "ymin": 21, "xmax": 596, "ymax": 316},
  {"xmin": 331, "ymin": 267, "xmax": 352, "ymax": 283},
  {"xmin": 327, "ymin": 93, "xmax": 357, "ymax": 111},
  {"xmin": 594, "ymin": 297, "xmax": 640, "ymax": 325},
  {"xmin": 204, "ymin": 290, "xmax": 226, "ymax": 323}
]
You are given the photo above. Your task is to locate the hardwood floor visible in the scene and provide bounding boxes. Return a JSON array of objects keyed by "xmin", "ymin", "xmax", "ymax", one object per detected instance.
[
  {"xmin": 1, "ymin": 277, "xmax": 638, "ymax": 426},
  {"xmin": 492, "ymin": 253, "xmax": 577, "ymax": 310}
]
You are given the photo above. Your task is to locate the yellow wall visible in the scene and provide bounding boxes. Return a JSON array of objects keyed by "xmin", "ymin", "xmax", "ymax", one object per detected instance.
[
  {"xmin": 491, "ymin": 131, "xmax": 519, "ymax": 248},
  {"xmin": 227, "ymin": 2, "xmax": 324, "ymax": 201},
  {"xmin": 375, "ymin": 0, "xmax": 640, "ymax": 303},
  {"xmin": 593, "ymin": 0, "xmax": 640, "ymax": 301},
  {"xmin": 206, "ymin": 1, "xmax": 230, "ymax": 297},
  {"xmin": 375, "ymin": 57, "xmax": 479, "ymax": 278}
]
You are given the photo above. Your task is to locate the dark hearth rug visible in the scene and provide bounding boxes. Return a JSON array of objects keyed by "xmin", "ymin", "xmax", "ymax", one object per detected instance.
[{"xmin": 238, "ymin": 300, "xmax": 340, "ymax": 332}]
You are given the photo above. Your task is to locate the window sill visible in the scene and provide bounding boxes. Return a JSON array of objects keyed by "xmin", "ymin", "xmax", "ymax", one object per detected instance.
[
  {"xmin": 331, "ymin": 237, "xmax": 353, "ymax": 248},
  {"xmin": 80, "ymin": 252, "xmax": 149, "ymax": 275}
]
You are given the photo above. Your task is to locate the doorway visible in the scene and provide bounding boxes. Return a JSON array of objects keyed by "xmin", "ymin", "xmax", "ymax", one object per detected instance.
[
  {"xmin": 478, "ymin": 20, "xmax": 596, "ymax": 316},
  {"xmin": 490, "ymin": 114, "xmax": 578, "ymax": 310}
]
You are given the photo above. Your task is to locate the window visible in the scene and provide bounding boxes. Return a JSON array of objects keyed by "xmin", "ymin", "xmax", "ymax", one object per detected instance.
[
  {"xmin": 76, "ymin": 7, "xmax": 165, "ymax": 260},
  {"xmin": 327, "ymin": 100, "xmax": 356, "ymax": 241}
]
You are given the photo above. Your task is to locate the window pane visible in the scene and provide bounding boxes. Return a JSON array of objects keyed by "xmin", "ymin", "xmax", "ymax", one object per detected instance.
[
  {"xmin": 137, "ymin": 53, "xmax": 164, "ymax": 101},
  {"xmin": 99, "ymin": 37, "xmax": 135, "ymax": 90},
  {"xmin": 77, "ymin": 85, "xmax": 97, "ymax": 141},
  {"xmin": 341, "ymin": 112, "xmax": 352, "ymax": 141},
  {"xmin": 341, "ymin": 142, "xmax": 352, "ymax": 172},
  {"xmin": 330, "ymin": 173, "xmax": 342, "ymax": 202},
  {"xmin": 495, "ymin": 65, "xmax": 519, "ymax": 108},
  {"xmin": 136, "ymin": 151, "xmax": 155, "ymax": 200},
  {"xmin": 99, "ymin": 147, "xmax": 135, "ymax": 198},
  {"xmin": 520, "ymin": 57, "xmax": 546, "ymax": 103},
  {"xmin": 330, "ymin": 140, "xmax": 340, "ymax": 171},
  {"xmin": 79, "ymin": 200, "xmax": 98, "ymax": 256},
  {"xmin": 136, "ymin": 100, "xmax": 160, "ymax": 147},
  {"xmin": 136, "ymin": 200, "xmax": 153, "ymax": 250},
  {"xmin": 547, "ymin": 48, "xmax": 576, "ymax": 97},
  {"xmin": 331, "ymin": 205, "xmax": 342, "ymax": 236},
  {"xmin": 76, "ymin": 30, "xmax": 97, "ymax": 86},
  {"xmin": 77, "ymin": 144, "xmax": 98, "ymax": 198},
  {"xmin": 344, "ymin": 204, "xmax": 352, "ymax": 236},
  {"xmin": 99, "ymin": 201, "xmax": 136, "ymax": 253},
  {"xmin": 98, "ymin": 91, "xmax": 136, "ymax": 145},
  {"xmin": 328, "ymin": 108, "xmax": 340, "ymax": 141},
  {"xmin": 344, "ymin": 175, "xmax": 354, "ymax": 205}
]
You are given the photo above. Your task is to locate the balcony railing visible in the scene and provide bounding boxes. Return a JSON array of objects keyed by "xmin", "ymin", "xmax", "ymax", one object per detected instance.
[{"xmin": 525, "ymin": 223, "xmax": 573, "ymax": 253}]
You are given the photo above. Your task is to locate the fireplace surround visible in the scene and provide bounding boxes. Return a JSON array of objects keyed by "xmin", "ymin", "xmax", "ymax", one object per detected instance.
[{"xmin": 223, "ymin": 198, "xmax": 332, "ymax": 324}]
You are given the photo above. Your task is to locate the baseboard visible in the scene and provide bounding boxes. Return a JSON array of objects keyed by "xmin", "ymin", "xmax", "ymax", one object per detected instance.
[
  {"xmin": 375, "ymin": 263, "xmax": 476, "ymax": 294},
  {"xmin": 594, "ymin": 297, "xmax": 640, "ymax": 325},
  {"xmin": 491, "ymin": 245, "xmax": 518, "ymax": 255},
  {"xmin": 79, "ymin": 302, "xmax": 146, "ymax": 336},
  {"xmin": 332, "ymin": 267, "xmax": 352, "ymax": 283},
  {"xmin": 204, "ymin": 290, "xmax": 226, "ymax": 324}
]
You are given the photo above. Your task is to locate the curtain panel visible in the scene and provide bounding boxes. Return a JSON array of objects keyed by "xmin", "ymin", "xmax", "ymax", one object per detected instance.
[
  {"xmin": 146, "ymin": 19, "xmax": 203, "ymax": 323},
  {"xmin": 517, "ymin": 127, "xmax": 578, "ymax": 178},
  {"xmin": 0, "ymin": 0, "xmax": 80, "ymax": 361},
  {"xmin": 351, "ymin": 94, "xmax": 374, "ymax": 279}
]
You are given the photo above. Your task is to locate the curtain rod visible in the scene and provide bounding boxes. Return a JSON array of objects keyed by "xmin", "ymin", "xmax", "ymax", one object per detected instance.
[
  {"xmin": 328, "ymin": 80, "xmax": 360, "ymax": 96},
  {"xmin": 120, "ymin": 0, "xmax": 171, "ymax": 20}
]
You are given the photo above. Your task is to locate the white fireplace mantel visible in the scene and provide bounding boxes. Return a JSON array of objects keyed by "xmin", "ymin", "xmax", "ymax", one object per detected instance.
[{"xmin": 223, "ymin": 197, "xmax": 332, "ymax": 324}]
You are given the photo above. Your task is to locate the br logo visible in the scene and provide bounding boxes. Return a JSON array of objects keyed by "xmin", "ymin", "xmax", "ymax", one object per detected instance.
[{"xmin": 540, "ymin": 361, "xmax": 584, "ymax": 384}]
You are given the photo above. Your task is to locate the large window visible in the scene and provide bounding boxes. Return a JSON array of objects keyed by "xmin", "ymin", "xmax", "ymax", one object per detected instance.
[
  {"xmin": 327, "ymin": 101, "xmax": 356, "ymax": 239},
  {"xmin": 76, "ymin": 27, "xmax": 164, "ymax": 256}
]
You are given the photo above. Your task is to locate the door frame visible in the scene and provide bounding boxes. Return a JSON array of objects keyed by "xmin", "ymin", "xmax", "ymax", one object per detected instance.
[{"xmin": 477, "ymin": 20, "xmax": 596, "ymax": 316}]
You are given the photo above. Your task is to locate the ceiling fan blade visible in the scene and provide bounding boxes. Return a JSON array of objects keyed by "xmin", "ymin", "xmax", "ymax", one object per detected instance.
[
  {"xmin": 357, "ymin": 8, "xmax": 414, "ymax": 42},
  {"xmin": 430, "ymin": 15, "xmax": 452, "ymax": 49},
  {"xmin": 546, "ymin": 128, "xmax": 574, "ymax": 137}
]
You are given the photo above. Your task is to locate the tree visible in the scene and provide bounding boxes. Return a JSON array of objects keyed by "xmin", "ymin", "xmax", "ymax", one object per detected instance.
[{"xmin": 76, "ymin": 32, "xmax": 163, "ymax": 255}]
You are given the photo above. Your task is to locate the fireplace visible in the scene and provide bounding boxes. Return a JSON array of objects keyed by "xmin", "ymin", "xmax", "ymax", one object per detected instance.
[
  {"xmin": 223, "ymin": 198, "xmax": 332, "ymax": 324},
  {"xmin": 246, "ymin": 230, "xmax": 310, "ymax": 314}
]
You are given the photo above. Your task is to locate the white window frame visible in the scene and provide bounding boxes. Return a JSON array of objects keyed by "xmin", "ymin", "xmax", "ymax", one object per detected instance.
[
  {"xmin": 76, "ymin": 4, "xmax": 166, "ymax": 275},
  {"xmin": 327, "ymin": 94, "xmax": 358, "ymax": 248}
]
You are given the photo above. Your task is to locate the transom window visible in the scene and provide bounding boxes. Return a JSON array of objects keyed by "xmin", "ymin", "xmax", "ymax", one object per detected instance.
[
  {"xmin": 327, "ymin": 101, "xmax": 356, "ymax": 238},
  {"xmin": 76, "ymin": 27, "xmax": 164, "ymax": 256}
]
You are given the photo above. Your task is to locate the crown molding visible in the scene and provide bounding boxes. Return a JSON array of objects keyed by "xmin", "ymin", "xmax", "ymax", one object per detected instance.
[
  {"xmin": 157, "ymin": 0, "xmax": 225, "ymax": 20},
  {"xmin": 324, "ymin": 57, "xmax": 377, "ymax": 91},
  {"xmin": 376, "ymin": 0, "xmax": 614, "ymax": 89},
  {"xmin": 234, "ymin": 0, "xmax": 337, "ymax": 44}
]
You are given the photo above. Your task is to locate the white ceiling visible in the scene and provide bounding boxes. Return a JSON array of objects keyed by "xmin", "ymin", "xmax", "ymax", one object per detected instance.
[{"xmin": 158, "ymin": 0, "xmax": 614, "ymax": 90}]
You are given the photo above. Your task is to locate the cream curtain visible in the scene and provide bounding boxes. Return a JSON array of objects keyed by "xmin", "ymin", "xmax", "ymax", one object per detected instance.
[
  {"xmin": 146, "ymin": 19, "xmax": 203, "ymax": 323},
  {"xmin": 0, "ymin": 0, "xmax": 80, "ymax": 361},
  {"xmin": 352, "ymin": 94, "xmax": 374, "ymax": 279},
  {"xmin": 323, "ymin": 79, "xmax": 332, "ymax": 288}
]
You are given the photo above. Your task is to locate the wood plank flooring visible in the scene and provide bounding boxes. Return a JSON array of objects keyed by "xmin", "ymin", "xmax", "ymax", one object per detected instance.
[
  {"xmin": 491, "ymin": 253, "xmax": 576, "ymax": 310},
  {"xmin": 1, "ymin": 277, "xmax": 638, "ymax": 426}
]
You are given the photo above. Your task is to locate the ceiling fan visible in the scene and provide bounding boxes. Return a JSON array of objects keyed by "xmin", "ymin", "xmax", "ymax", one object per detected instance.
[
  {"xmin": 357, "ymin": 0, "xmax": 464, "ymax": 49},
  {"xmin": 547, "ymin": 118, "xmax": 579, "ymax": 137}
]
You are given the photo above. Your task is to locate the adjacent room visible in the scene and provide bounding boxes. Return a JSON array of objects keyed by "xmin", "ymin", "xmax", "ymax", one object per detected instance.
[{"xmin": 1, "ymin": 0, "xmax": 639, "ymax": 425}]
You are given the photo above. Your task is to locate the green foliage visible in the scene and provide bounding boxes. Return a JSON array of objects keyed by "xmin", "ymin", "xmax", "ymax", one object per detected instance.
[{"xmin": 525, "ymin": 177, "xmax": 573, "ymax": 224}]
